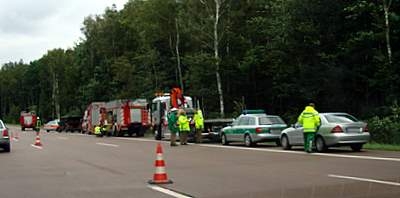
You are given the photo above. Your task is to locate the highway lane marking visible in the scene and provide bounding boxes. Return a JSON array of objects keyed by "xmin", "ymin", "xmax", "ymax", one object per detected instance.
[
  {"xmin": 328, "ymin": 174, "xmax": 400, "ymax": 186},
  {"xmin": 115, "ymin": 137, "xmax": 400, "ymax": 162},
  {"xmin": 96, "ymin": 142, "xmax": 120, "ymax": 147},
  {"xmin": 200, "ymin": 144, "xmax": 400, "ymax": 162},
  {"xmin": 116, "ymin": 137, "xmax": 156, "ymax": 142},
  {"xmin": 31, "ymin": 144, "xmax": 43, "ymax": 149},
  {"xmin": 148, "ymin": 185, "xmax": 193, "ymax": 198}
]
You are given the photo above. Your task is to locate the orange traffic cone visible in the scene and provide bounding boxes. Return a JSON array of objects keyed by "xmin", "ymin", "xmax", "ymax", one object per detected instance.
[
  {"xmin": 34, "ymin": 132, "xmax": 42, "ymax": 147},
  {"xmin": 148, "ymin": 143, "xmax": 173, "ymax": 184}
]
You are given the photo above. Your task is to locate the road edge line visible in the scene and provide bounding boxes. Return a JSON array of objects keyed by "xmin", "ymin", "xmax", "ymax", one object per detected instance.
[
  {"xmin": 328, "ymin": 174, "xmax": 400, "ymax": 186},
  {"xmin": 148, "ymin": 185, "xmax": 193, "ymax": 198}
]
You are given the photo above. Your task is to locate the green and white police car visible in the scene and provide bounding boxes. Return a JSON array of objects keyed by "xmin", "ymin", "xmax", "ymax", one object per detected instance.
[{"xmin": 220, "ymin": 110, "xmax": 287, "ymax": 147}]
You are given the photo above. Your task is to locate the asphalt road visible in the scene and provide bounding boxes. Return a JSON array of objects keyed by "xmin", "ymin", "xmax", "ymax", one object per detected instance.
[{"xmin": 1, "ymin": 125, "xmax": 400, "ymax": 198}]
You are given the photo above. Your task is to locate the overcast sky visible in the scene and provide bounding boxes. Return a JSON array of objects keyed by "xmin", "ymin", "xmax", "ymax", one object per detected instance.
[{"xmin": 0, "ymin": 0, "xmax": 129, "ymax": 65}]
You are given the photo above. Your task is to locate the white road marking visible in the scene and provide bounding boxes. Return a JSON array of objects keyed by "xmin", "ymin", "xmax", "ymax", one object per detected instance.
[
  {"xmin": 57, "ymin": 137, "xmax": 69, "ymax": 140},
  {"xmin": 116, "ymin": 137, "xmax": 156, "ymax": 142},
  {"xmin": 115, "ymin": 137, "xmax": 400, "ymax": 162},
  {"xmin": 148, "ymin": 185, "xmax": 192, "ymax": 198},
  {"xmin": 31, "ymin": 144, "xmax": 43, "ymax": 149},
  {"xmin": 328, "ymin": 174, "xmax": 400, "ymax": 186},
  {"xmin": 96, "ymin": 142, "xmax": 119, "ymax": 147}
]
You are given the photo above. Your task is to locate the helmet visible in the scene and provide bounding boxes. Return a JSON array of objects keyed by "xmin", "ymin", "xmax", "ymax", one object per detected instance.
[{"xmin": 170, "ymin": 108, "xmax": 178, "ymax": 112}]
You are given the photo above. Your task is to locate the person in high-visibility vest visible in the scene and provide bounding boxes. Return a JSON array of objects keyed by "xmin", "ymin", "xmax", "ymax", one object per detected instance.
[
  {"xmin": 168, "ymin": 108, "xmax": 179, "ymax": 146},
  {"xmin": 35, "ymin": 116, "xmax": 42, "ymax": 133},
  {"xmin": 94, "ymin": 125, "xmax": 102, "ymax": 137},
  {"xmin": 193, "ymin": 108, "xmax": 204, "ymax": 143},
  {"xmin": 177, "ymin": 109, "xmax": 190, "ymax": 145},
  {"xmin": 298, "ymin": 103, "xmax": 320, "ymax": 153}
]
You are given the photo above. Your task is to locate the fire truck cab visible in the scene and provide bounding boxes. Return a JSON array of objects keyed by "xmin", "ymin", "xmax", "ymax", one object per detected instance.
[{"xmin": 19, "ymin": 111, "xmax": 37, "ymax": 131}]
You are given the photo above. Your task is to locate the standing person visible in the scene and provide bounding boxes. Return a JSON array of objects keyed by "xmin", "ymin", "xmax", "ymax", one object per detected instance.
[
  {"xmin": 177, "ymin": 109, "xmax": 190, "ymax": 145},
  {"xmin": 168, "ymin": 108, "xmax": 179, "ymax": 146},
  {"xmin": 35, "ymin": 116, "xmax": 42, "ymax": 133},
  {"xmin": 193, "ymin": 108, "xmax": 204, "ymax": 143},
  {"xmin": 298, "ymin": 103, "xmax": 320, "ymax": 153}
]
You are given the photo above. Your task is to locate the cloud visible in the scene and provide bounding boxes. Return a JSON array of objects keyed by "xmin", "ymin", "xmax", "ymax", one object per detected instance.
[{"xmin": 0, "ymin": 0, "xmax": 128, "ymax": 65}]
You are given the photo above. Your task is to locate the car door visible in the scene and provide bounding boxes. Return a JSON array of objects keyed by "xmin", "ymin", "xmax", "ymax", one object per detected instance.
[
  {"xmin": 233, "ymin": 117, "xmax": 249, "ymax": 141},
  {"xmin": 224, "ymin": 119, "xmax": 238, "ymax": 141},
  {"xmin": 291, "ymin": 123, "xmax": 304, "ymax": 145}
]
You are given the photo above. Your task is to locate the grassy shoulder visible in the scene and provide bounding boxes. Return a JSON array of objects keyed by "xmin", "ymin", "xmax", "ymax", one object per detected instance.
[{"xmin": 364, "ymin": 143, "xmax": 400, "ymax": 151}]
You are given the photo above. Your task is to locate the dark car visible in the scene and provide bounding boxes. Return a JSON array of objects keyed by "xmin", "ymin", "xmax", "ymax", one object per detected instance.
[
  {"xmin": 0, "ymin": 120, "xmax": 10, "ymax": 152},
  {"xmin": 60, "ymin": 115, "xmax": 82, "ymax": 132}
]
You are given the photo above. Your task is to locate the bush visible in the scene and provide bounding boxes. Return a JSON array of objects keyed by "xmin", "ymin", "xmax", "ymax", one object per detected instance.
[{"xmin": 367, "ymin": 102, "xmax": 400, "ymax": 144}]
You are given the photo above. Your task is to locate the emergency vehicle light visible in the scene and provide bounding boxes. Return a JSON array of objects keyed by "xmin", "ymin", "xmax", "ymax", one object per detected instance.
[{"xmin": 242, "ymin": 109, "xmax": 266, "ymax": 115}]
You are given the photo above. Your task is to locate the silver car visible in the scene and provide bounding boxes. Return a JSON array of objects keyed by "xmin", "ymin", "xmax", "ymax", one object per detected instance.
[
  {"xmin": 280, "ymin": 113, "xmax": 370, "ymax": 152},
  {"xmin": 0, "ymin": 120, "xmax": 10, "ymax": 152}
]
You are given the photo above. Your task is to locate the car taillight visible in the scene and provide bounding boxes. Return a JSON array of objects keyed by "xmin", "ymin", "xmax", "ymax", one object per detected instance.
[
  {"xmin": 364, "ymin": 125, "xmax": 369, "ymax": 132},
  {"xmin": 331, "ymin": 125, "xmax": 343, "ymax": 133},
  {"xmin": 3, "ymin": 129, "xmax": 9, "ymax": 137},
  {"xmin": 255, "ymin": 127, "xmax": 262, "ymax": 133}
]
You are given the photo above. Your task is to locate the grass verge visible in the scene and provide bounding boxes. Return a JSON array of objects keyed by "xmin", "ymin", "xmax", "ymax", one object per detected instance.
[{"xmin": 364, "ymin": 143, "xmax": 400, "ymax": 151}]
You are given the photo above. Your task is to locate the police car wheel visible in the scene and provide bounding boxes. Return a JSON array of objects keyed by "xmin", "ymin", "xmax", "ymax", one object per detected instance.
[
  {"xmin": 244, "ymin": 134, "xmax": 254, "ymax": 147},
  {"xmin": 221, "ymin": 134, "xmax": 228, "ymax": 145}
]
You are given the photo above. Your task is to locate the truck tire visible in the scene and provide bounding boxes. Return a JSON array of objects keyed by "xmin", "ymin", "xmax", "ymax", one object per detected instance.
[{"xmin": 137, "ymin": 127, "xmax": 145, "ymax": 137}]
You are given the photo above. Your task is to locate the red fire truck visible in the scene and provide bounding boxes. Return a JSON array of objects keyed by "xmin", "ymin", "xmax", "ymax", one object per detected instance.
[
  {"xmin": 105, "ymin": 99, "xmax": 150, "ymax": 137},
  {"xmin": 19, "ymin": 111, "xmax": 37, "ymax": 131},
  {"xmin": 81, "ymin": 102, "xmax": 106, "ymax": 134}
]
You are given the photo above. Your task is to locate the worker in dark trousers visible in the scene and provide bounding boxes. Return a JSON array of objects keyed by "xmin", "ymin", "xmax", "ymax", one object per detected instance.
[
  {"xmin": 194, "ymin": 108, "xmax": 204, "ymax": 143},
  {"xmin": 168, "ymin": 108, "xmax": 179, "ymax": 146},
  {"xmin": 177, "ymin": 109, "xmax": 190, "ymax": 145}
]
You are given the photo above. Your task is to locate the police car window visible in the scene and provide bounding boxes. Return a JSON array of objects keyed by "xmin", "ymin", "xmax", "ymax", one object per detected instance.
[
  {"xmin": 259, "ymin": 116, "xmax": 285, "ymax": 125},
  {"xmin": 248, "ymin": 117, "xmax": 256, "ymax": 125},
  {"xmin": 325, "ymin": 114, "xmax": 358, "ymax": 123},
  {"xmin": 238, "ymin": 117, "xmax": 249, "ymax": 126}
]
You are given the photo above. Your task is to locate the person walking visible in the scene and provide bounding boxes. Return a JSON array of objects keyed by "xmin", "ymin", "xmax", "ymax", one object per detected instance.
[
  {"xmin": 168, "ymin": 108, "xmax": 179, "ymax": 146},
  {"xmin": 298, "ymin": 103, "xmax": 320, "ymax": 153},
  {"xmin": 35, "ymin": 116, "xmax": 42, "ymax": 133},
  {"xmin": 193, "ymin": 108, "xmax": 204, "ymax": 143},
  {"xmin": 177, "ymin": 109, "xmax": 190, "ymax": 145}
]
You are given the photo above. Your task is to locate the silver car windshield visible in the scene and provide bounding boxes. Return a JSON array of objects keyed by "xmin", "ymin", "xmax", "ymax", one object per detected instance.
[
  {"xmin": 259, "ymin": 116, "xmax": 285, "ymax": 125},
  {"xmin": 325, "ymin": 114, "xmax": 358, "ymax": 123}
]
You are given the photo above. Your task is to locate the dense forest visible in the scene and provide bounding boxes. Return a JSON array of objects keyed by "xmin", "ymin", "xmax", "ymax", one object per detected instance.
[{"xmin": 0, "ymin": 0, "xmax": 399, "ymax": 143}]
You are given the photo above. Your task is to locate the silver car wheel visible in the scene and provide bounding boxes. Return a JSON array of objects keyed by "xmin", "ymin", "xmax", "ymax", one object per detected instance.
[
  {"xmin": 281, "ymin": 135, "xmax": 291, "ymax": 150},
  {"xmin": 316, "ymin": 136, "xmax": 326, "ymax": 152}
]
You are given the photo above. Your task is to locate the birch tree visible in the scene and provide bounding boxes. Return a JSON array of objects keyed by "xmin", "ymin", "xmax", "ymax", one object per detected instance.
[
  {"xmin": 383, "ymin": 0, "xmax": 393, "ymax": 64},
  {"xmin": 200, "ymin": 0, "xmax": 226, "ymax": 117}
]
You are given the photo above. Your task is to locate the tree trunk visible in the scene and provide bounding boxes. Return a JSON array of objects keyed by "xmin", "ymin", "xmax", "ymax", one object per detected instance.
[
  {"xmin": 175, "ymin": 17, "xmax": 184, "ymax": 93},
  {"xmin": 214, "ymin": 0, "xmax": 225, "ymax": 118},
  {"xmin": 383, "ymin": 0, "xmax": 392, "ymax": 64}
]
